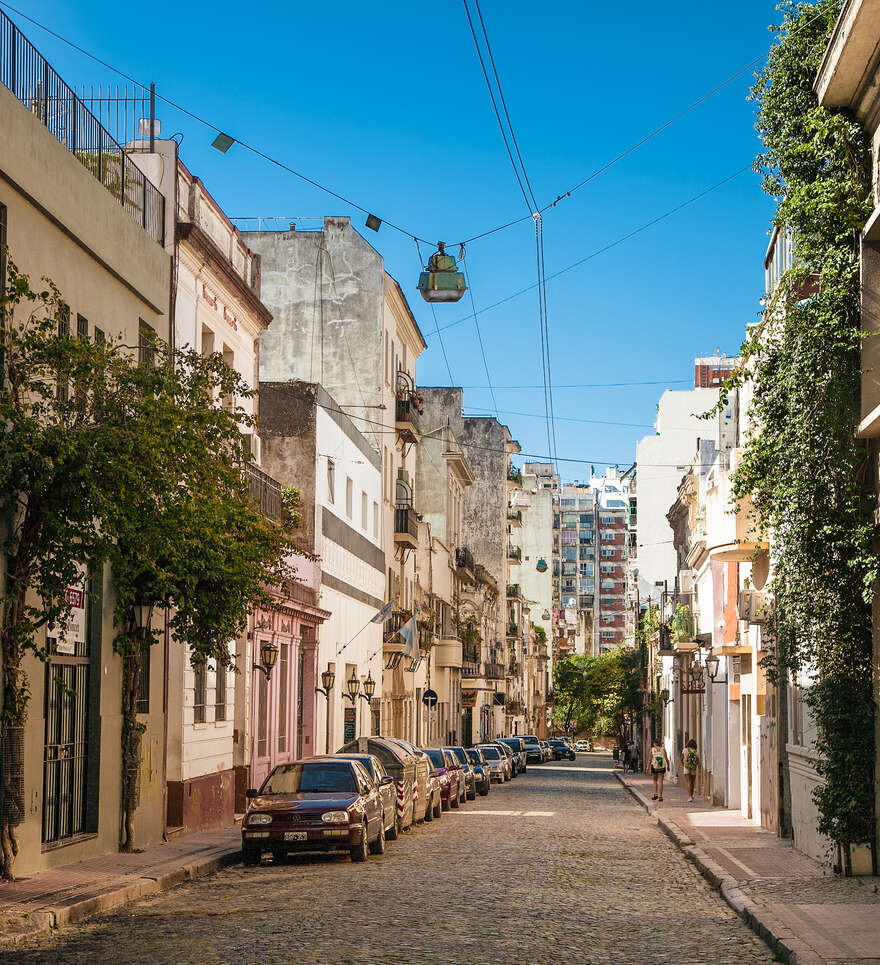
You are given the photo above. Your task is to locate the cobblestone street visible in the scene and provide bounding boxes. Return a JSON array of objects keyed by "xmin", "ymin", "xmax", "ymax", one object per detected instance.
[{"xmin": 5, "ymin": 754, "xmax": 774, "ymax": 964}]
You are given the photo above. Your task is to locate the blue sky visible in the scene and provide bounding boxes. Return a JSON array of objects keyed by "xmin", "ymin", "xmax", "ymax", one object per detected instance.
[{"xmin": 7, "ymin": 0, "xmax": 781, "ymax": 479}]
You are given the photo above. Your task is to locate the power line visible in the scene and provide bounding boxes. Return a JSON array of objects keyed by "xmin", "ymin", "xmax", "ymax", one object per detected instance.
[
  {"xmin": 454, "ymin": 379, "xmax": 692, "ymax": 388},
  {"xmin": 462, "ymin": 258, "xmax": 499, "ymax": 418},
  {"xmin": 415, "ymin": 240, "xmax": 455, "ymax": 385},
  {"xmin": 429, "ymin": 165, "xmax": 752, "ymax": 337},
  {"xmin": 463, "ymin": 407, "xmax": 654, "ymax": 428}
]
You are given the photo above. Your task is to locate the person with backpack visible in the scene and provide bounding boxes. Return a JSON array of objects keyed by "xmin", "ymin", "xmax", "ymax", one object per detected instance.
[
  {"xmin": 681, "ymin": 739, "xmax": 700, "ymax": 802},
  {"xmin": 649, "ymin": 739, "xmax": 669, "ymax": 801}
]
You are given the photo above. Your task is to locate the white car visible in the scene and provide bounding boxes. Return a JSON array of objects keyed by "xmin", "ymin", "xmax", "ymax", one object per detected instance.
[{"xmin": 575, "ymin": 740, "xmax": 590, "ymax": 752}]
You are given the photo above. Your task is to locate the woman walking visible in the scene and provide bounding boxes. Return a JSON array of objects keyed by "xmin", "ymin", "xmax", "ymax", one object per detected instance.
[
  {"xmin": 650, "ymin": 739, "xmax": 669, "ymax": 801},
  {"xmin": 681, "ymin": 739, "xmax": 700, "ymax": 802}
]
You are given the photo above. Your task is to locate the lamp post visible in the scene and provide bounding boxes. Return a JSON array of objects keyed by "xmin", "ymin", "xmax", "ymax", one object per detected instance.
[
  {"xmin": 358, "ymin": 672, "xmax": 375, "ymax": 735},
  {"xmin": 705, "ymin": 653, "xmax": 726, "ymax": 684},
  {"xmin": 315, "ymin": 664, "xmax": 336, "ymax": 754}
]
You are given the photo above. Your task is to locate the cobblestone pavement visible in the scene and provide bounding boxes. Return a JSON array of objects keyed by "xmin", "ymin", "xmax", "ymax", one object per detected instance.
[{"xmin": 5, "ymin": 754, "xmax": 775, "ymax": 964}]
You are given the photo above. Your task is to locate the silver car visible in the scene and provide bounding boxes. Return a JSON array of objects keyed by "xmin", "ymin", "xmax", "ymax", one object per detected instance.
[{"xmin": 475, "ymin": 743, "xmax": 507, "ymax": 782}]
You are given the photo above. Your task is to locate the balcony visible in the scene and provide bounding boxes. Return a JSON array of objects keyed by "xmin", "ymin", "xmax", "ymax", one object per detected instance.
[
  {"xmin": 485, "ymin": 661, "xmax": 505, "ymax": 680},
  {"xmin": 507, "ymin": 545, "xmax": 522, "ymax": 563},
  {"xmin": 461, "ymin": 639, "xmax": 480, "ymax": 664},
  {"xmin": 455, "ymin": 546, "xmax": 476, "ymax": 578},
  {"xmin": 506, "ymin": 623, "xmax": 520, "ymax": 639},
  {"xmin": 434, "ymin": 636, "xmax": 463, "ymax": 669},
  {"xmin": 0, "ymin": 11, "xmax": 165, "ymax": 245},
  {"xmin": 507, "ymin": 509, "xmax": 523, "ymax": 527},
  {"xmin": 506, "ymin": 583, "xmax": 522, "ymax": 599},
  {"xmin": 394, "ymin": 371, "xmax": 422, "ymax": 444},
  {"xmin": 246, "ymin": 463, "xmax": 284, "ymax": 522},
  {"xmin": 394, "ymin": 506, "xmax": 419, "ymax": 548},
  {"xmin": 507, "ymin": 467, "xmax": 522, "ymax": 488},
  {"xmin": 462, "ymin": 661, "xmax": 483, "ymax": 679},
  {"xmin": 507, "ymin": 699, "xmax": 524, "ymax": 716},
  {"xmin": 507, "ymin": 660, "xmax": 521, "ymax": 677}
]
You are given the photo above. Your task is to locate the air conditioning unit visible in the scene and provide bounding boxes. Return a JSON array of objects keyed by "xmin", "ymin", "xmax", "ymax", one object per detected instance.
[
  {"xmin": 739, "ymin": 589, "xmax": 769, "ymax": 624},
  {"xmin": 679, "ymin": 569, "xmax": 695, "ymax": 594}
]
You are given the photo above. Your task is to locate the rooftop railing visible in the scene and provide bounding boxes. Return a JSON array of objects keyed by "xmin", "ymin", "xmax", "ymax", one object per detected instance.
[{"xmin": 0, "ymin": 11, "xmax": 165, "ymax": 246}]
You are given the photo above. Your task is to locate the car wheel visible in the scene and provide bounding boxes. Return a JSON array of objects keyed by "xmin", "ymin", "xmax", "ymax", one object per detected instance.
[
  {"xmin": 369, "ymin": 821, "xmax": 386, "ymax": 855},
  {"xmin": 479, "ymin": 785, "xmax": 489, "ymax": 796},
  {"xmin": 467, "ymin": 789, "xmax": 476, "ymax": 801},
  {"xmin": 424, "ymin": 798, "xmax": 433, "ymax": 822},
  {"xmin": 441, "ymin": 796, "xmax": 450, "ymax": 812},
  {"xmin": 350, "ymin": 831, "xmax": 369, "ymax": 863},
  {"xmin": 386, "ymin": 811, "xmax": 399, "ymax": 841},
  {"xmin": 433, "ymin": 797, "xmax": 442, "ymax": 819},
  {"xmin": 242, "ymin": 847, "xmax": 261, "ymax": 866},
  {"xmin": 450, "ymin": 789, "xmax": 460, "ymax": 809}
]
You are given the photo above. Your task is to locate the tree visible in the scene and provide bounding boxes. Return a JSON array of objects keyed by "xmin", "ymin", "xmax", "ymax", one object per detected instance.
[
  {"xmin": 0, "ymin": 254, "xmax": 298, "ymax": 874},
  {"xmin": 551, "ymin": 649, "xmax": 642, "ymax": 742}
]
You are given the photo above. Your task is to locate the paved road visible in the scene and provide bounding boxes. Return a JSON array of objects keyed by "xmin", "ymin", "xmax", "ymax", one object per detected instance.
[{"xmin": 6, "ymin": 754, "xmax": 773, "ymax": 964}]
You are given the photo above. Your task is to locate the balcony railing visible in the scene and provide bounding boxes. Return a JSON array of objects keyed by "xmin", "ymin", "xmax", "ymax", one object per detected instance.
[
  {"xmin": 395, "ymin": 395, "xmax": 421, "ymax": 443},
  {"xmin": 507, "ymin": 509, "xmax": 522, "ymax": 525},
  {"xmin": 507, "ymin": 700, "xmax": 524, "ymax": 716},
  {"xmin": 506, "ymin": 583, "xmax": 521, "ymax": 598},
  {"xmin": 507, "ymin": 467, "xmax": 522, "ymax": 485},
  {"xmin": 462, "ymin": 661, "xmax": 482, "ymax": 678},
  {"xmin": 394, "ymin": 506, "xmax": 418, "ymax": 543},
  {"xmin": 461, "ymin": 640, "xmax": 480, "ymax": 664},
  {"xmin": 507, "ymin": 660, "xmax": 521, "ymax": 677},
  {"xmin": 0, "ymin": 12, "xmax": 165, "ymax": 246},
  {"xmin": 485, "ymin": 661, "xmax": 505, "ymax": 680},
  {"xmin": 455, "ymin": 546, "xmax": 475, "ymax": 576},
  {"xmin": 506, "ymin": 623, "xmax": 519, "ymax": 638},
  {"xmin": 246, "ymin": 462, "xmax": 283, "ymax": 522},
  {"xmin": 508, "ymin": 545, "xmax": 522, "ymax": 562}
]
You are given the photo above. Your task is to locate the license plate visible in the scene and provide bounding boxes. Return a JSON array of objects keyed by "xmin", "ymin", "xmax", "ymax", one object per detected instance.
[{"xmin": 284, "ymin": 831, "xmax": 307, "ymax": 841}]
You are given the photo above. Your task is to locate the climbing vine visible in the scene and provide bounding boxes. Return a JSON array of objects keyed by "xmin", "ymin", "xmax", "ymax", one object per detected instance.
[{"xmin": 728, "ymin": 0, "xmax": 876, "ymax": 854}]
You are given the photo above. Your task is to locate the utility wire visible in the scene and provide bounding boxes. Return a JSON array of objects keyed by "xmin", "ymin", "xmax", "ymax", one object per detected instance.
[
  {"xmin": 415, "ymin": 240, "xmax": 455, "ymax": 385},
  {"xmin": 429, "ymin": 165, "xmax": 752, "ymax": 337},
  {"xmin": 462, "ymin": 259, "xmax": 499, "ymax": 418}
]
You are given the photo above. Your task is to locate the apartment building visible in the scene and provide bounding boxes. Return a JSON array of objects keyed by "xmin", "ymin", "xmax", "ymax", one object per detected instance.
[
  {"xmin": 0, "ymin": 15, "xmax": 172, "ymax": 874},
  {"xmin": 591, "ymin": 468, "xmax": 632, "ymax": 652}
]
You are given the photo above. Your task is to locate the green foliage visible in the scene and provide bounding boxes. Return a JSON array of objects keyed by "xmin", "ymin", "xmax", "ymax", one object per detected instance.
[
  {"xmin": 729, "ymin": 0, "xmax": 876, "ymax": 848},
  {"xmin": 0, "ymin": 252, "xmax": 300, "ymax": 863},
  {"xmin": 534, "ymin": 624, "xmax": 547, "ymax": 646},
  {"xmin": 551, "ymin": 649, "xmax": 642, "ymax": 740}
]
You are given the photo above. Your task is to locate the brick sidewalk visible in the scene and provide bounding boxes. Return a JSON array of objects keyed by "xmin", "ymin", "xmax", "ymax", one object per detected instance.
[
  {"xmin": 617, "ymin": 769, "xmax": 880, "ymax": 964},
  {"xmin": 0, "ymin": 827, "xmax": 240, "ymax": 945}
]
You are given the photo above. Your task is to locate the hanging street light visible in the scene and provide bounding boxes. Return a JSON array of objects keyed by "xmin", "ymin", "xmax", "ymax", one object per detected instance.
[
  {"xmin": 416, "ymin": 243, "xmax": 467, "ymax": 303},
  {"xmin": 129, "ymin": 600, "xmax": 154, "ymax": 639},
  {"xmin": 315, "ymin": 664, "xmax": 336, "ymax": 755},
  {"xmin": 344, "ymin": 668, "xmax": 361, "ymax": 704},
  {"xmin": 359, "ymin": 671, "xmax": 376, "ymax": 705}
]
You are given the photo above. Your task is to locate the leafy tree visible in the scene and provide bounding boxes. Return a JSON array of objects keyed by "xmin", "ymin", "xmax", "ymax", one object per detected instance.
[
  {"xmin": 718, "ymin": 0, "xmax": 875, "ymax": 859},
  {"xmin": 551, "ymin": 649, "xmax": 642, "ymax": 742},
  {"xmin": 0, "ymin": 254, "xmax": 298, "ymax": 873}
]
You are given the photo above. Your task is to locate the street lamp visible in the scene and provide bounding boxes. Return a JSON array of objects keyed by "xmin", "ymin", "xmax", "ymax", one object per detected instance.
[
  {"xmin": 252, "ymin": 639, "xmax": 279, "ymax": 679},
  {"xmin": 359, "ymin": 671, "xmax": 376, "ymax": 705},
  {"xmin": 660, "ymin": 688, "xmax": 673, "ymax": 707},
  {"xmin": 315, "ymin": 664, "xmax": 336, "ymax": 755},
  {"xmin": 705, "ymin": 653, "xmax": 726, "ymax": 683},
  {"xmin": 129, "ymin": 600, "xmax": 153, "ymax": 638},
  {"xmin": 344, "ymin": 668, "xmax": 361, "ymax": 704}
]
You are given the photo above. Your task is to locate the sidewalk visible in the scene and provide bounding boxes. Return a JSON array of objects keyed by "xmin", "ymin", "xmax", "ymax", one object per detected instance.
[
  {"xmin": 0, "ymin": 826, "xmax": 240, "ymax": 945},
  {"xmin": 616, "ymin": 769, "xmax": 880, "ymax": 965}
]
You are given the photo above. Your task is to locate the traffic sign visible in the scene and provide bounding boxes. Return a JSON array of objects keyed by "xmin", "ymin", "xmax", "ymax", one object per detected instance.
[{"xmin": 422, "ymin": 688, "xmax": 438, "ymax": 708}]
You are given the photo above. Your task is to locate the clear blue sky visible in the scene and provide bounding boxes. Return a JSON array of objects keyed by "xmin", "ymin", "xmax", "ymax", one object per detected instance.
[{"xmin": 7, "ymin": 0, "xmax": 780, "ymax": 479}]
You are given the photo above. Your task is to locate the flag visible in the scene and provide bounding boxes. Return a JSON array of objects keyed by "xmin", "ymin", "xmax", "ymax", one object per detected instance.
[
  {"xmin": 371, "ymin": 601, "xmax": 394, "ymax": 624},
  {"xmin": 399, "ymin": 615, "xmax": 416, "ymax": 657}
]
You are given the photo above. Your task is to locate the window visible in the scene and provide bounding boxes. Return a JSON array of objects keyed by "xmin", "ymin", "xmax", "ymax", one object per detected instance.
[
  {"xmin": 346, "ymin": 477, "xmax": 353, "ymax": 518},
  {"xmin": 215, "ymin": 659, "xmax": 227, "ymax": 721},
  {"xmin": 194, "ymin": 661, "xmax": 207, "ymax": 724},
  {"xmin": 373, "ymin": 501, "xmax": 379, "ymax": 540},
  {"xmin": 277, "ymin": 643, "xmax": 289, "ymax": 752},
  {"xmin": 601, "ymin": 532, "xmax": 615, "ymax": 542},
  {"xmin": 362, "ymin": 491, "xmax": 368, "ymax": 530},
  {"xmin": 138, "ymin": 318, "xmax": 156, "ymax": 365},
  {"xmin": 601, "ymin": 548, "xmax": 616, "ymax": 558},
  {"xmin": 601, "ymin": 564, "xmax": 615, "ymax": 574},
  {"xmin": 327, "ymin": 459, "xmax": 335, "ymax": 504},
  {"xmin": 76, "ymin": 314, "xmax": 88, "ymax": 339},
  {"xmin": 579, "ymin": 514, "xmax": 592, "ymax": 525},
  {"xmin": 94, "ymin": 327, "xmax": 105, "ymax": 342}
]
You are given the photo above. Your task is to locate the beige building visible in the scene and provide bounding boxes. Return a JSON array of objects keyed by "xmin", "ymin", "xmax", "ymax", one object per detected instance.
[{"xmin": 0, "ymin": 19, "xmax": 171, "ymax": 874}]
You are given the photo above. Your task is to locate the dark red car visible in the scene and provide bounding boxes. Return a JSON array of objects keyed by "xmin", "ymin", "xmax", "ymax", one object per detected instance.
[
  {"xmin": 424, "ymin": 748, "xmax": 461, "ymax": 811},
  {"xmin": 242, "ymin": 756, "xmax": 391, "ymax": 864}
]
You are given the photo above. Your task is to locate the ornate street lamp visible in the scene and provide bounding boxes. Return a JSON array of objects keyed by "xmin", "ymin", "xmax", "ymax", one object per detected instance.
[
  {"xmin": 705, "ymin": 653, "xmax": 726, "ymax": 683},
  {"xmin": 359, "ymin": 671, "xmax": 376, "ymax": 705},
  {"xmin": 130, "ymin": 600, "xmax": 154, "ymax": 638},
  {"xmin": 252, "ymin": 639, "xmax": 279, "ymax": 679},
  {"xmin": 660, "ymin": 687, "xmax": 672, "ymax": 707},
  {"xmin": 315, "ymin": 664, "xmax": 336, "ymax": 755},
  {"xmin": 344, "ymin": 668, "xmax": 361, "ymax": 704}
]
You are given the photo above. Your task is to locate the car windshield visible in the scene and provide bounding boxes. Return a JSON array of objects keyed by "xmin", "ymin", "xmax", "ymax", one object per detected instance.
[
  {"xmin": 260, "ymin": 762, "xmax": 356, "ymax": 794},
  {"xmin": 466, "ymin": 749, "xmax": 484, "ymax": 764},
  {"xmin": 523, "ymin": 738, "xmax": 540, "ymax": 747},
  {"xmin": 449, "ymin": 747, "xmax": 468, "ymax": 765},
  {"xmin": 425, "ymin": 749, "xmax": 445, "ymax": 767},
  {"xmin": 481, "ymin": 746, "xmax": 501, "ymax": 760},
  {"xmin": 551, "ymin": 740, "xmax": 565, "ymax": 745}
]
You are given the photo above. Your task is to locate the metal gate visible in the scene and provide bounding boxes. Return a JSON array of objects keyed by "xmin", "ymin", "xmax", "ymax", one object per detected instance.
[{"xmin": 42, "ymin": 660, "xmax": 90, "ymax": 845}]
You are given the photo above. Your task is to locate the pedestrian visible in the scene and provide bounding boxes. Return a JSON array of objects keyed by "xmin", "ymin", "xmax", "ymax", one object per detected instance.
[
  {"xmin": 622, "ymin": 743, "xmax": 630, "ymax": 770},
  {"xmin": 649, "ymin": 739, "xmax": 668, "ymax": 801},
  {"xmin": 680, "ymin": 739, "xmax": 700, "ymax": 802},
  {"xmin": 628, "ymin": 739, "xmax": 639, "ymax": 773}
]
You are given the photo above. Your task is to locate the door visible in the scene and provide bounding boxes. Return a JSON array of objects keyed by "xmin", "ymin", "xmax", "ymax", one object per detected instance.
[{"xmin": 741, "ymin": 693, "xmax": 753, "ymax": 820}]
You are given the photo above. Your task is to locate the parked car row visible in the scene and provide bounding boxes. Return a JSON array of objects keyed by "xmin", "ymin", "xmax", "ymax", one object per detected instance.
[{"xmin": 241, "ymin": 733, "xmax": 567, "ymax": 865}]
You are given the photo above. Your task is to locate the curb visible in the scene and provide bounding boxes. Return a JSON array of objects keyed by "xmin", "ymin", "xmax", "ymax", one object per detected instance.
[
  {"xmin": 613, "ymin": 772, "xmax": 823, "ymax": 965},
  {"xmin": 1, "ymin": 848, "xmax": 240, "ymax": 946}
]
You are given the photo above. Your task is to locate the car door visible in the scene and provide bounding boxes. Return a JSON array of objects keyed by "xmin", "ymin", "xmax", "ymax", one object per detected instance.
[
  {"xmin": 353, "ymin": 761, "xmax": 380, "ymax": 838},
  {"xmin": 373, "ymin": 758, "xmax": 394, "ymax": 823}
]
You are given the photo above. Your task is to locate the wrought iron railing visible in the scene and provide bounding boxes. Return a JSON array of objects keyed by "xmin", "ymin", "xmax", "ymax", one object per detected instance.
[
  {"xmin": 455, "ymin": 546, "xmax": 475, "ymax": 574},
  {"xmin": 0, "ymin": 11, "xmax": 165, "ymax": 246},
  {"xmin": 508, "ymin": 545, "xmax": 522, "ymax": 562},
  {"xmin": 395, "ymin": 396, "xmax": 421, "ymax": 433},
  {"xmin": 485, "ymin": 661, "xmax": 505, "ymax": 680},
  {"xmin": 394, "ymin": 506, "xmax": 418, "ymax": 540},
  {"xmin": 245, "ymin": 462, "xmax": 283, "ymax": 522},
  {"xmin": 507, "ymin": 509, "xmax": 522, "ymax": 524},
  {"xmin": 506, "ymin": 583, "xmax": 521, "ymax": 598}
]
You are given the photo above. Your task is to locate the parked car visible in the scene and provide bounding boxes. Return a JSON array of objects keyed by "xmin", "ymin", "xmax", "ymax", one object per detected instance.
[
  {"xmin": 442, "ymin": 747, "xmax": 469, "ymax": 804},
  {"xmin": 475, "ymin": 743, "xmax": 507, "ymax": 783},
  {"xmin": 498, "ymin": 737, "xmax": 527, "ymax": 773},
  {"xmin": 387, "ymin": 738, "xmax": 433, "ymax": 822},
  {"xmin": 464, "ymin": 747, "xmax": 491, "ymax": 796},
  {"xmin": 575, "ymin": 739, "xmax": 591, "ymax": 752},
  {"xmin": 494, "ymin": 740, "xmax": 518, "ymax": 777},
  {"xmin": 337, "ymin": 736, "xmax": 417, "ymax": 831},
  {"xmin": 521, "ymin": 734, "xmax": 544, "ymax": 765},
  {"xmin": 539, "ymin": 740, "xmax": 552, "ymax": 762},
  {"xmin": 424, "ymin": 748, "xmax": 462, "ymax": 811},
  {"xmin": 446, "ymin": 746, "xmax": 476, "ymax": 800},
  {"xmin": 242, "ymin": 756, "xmax": 391, "ymax": 864},
  {"xmin": 479, "ymin": 742, "xmax": 512, "ymax": 781},
  {"xmin": 334, "ymin": 753, "xmax": 399, "ymax": 839},
  {"xmin": 549, "ymin": 738, "xmax": 576, "ymax": 761}
]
